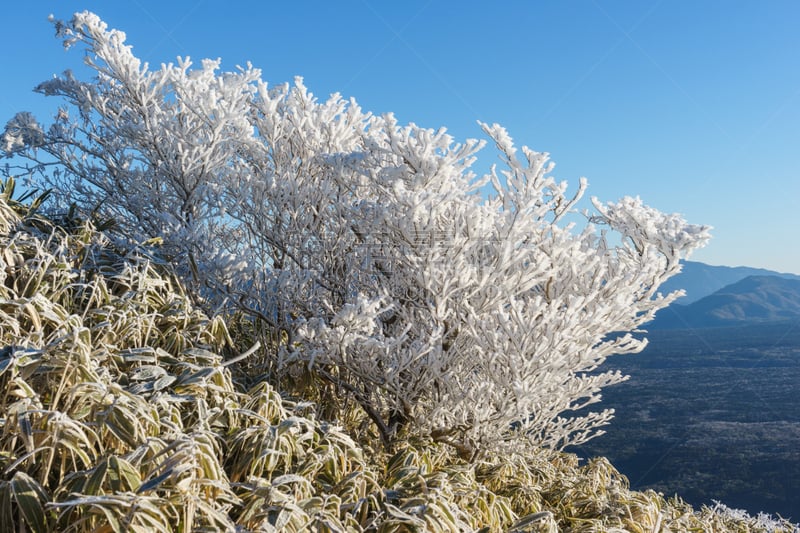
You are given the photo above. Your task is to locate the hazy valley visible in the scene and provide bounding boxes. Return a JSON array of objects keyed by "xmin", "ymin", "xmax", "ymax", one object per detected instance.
[{"xmin": 573, "ymin": 263, "xmax": 800, "ymax": 521}]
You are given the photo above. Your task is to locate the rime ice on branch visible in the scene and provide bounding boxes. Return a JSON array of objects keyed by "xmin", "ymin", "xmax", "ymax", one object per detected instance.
[{"xmin": 2, "ymin": 11, "xmax": 711, "ymax": 457}]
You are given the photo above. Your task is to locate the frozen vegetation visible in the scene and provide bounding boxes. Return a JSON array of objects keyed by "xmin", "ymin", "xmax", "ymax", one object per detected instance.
[{"xmin": 0, "ymin": 11, "xmax": 796, "ymax": 531}]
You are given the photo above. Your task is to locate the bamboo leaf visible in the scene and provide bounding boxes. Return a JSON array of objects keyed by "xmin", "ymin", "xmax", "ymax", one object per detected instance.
[
  {"xmin": 129, "ymin": 365, "xmax": 167, "ymax": 381},
  {"xmin": 136, "ymin": 468, "xmax": 173, "ymax": 494},
  {"xmin": 108, "ymin": 455, "xmax": 142, "ymax": 492},
  {"xmin": 10, "ymin": 471, "xmax": 49, "ymax": 533},
  {"xmin": 84, "ymin": 458, "xmax": 109, "ymax": 495}
]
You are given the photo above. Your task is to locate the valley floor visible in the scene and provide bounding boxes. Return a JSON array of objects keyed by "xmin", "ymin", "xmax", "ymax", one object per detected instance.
[{"xmin": 573, "ymin": 321, "xmax": 800, "ymax": 521}]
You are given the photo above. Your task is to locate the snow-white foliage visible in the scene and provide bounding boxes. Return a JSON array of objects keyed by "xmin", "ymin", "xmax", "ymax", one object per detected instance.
[
  {"xmin": 3, "ymin": 12, "xmax": 711, "ymax": 455},
  {"xmin": 710, "ymin": 501, "xmax": 799, "ymax": 533}
]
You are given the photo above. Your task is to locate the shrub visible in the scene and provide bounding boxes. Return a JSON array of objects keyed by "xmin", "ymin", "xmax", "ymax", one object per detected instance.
[{"xmin": 3, "ymin": 12, "xmax": 711, "ymax": 456}]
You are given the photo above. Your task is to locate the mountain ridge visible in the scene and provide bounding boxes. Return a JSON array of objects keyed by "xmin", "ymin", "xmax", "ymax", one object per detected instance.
[
  {"xmin": 651, "ymin": 274, "xmax": 800, "ymax": 329},
  {"xmin": 659, "ymin": 261, "xmax": 800, "ymax": 304}
]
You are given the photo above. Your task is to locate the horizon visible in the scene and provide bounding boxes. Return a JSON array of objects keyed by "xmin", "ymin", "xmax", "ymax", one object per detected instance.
[{"xmin": 2, "ymin": 1, "xmax": 799, "ymax": 274}]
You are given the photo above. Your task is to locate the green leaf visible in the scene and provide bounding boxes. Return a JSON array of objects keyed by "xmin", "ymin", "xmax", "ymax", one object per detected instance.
[
  {"xmin": 84, "ymin": 458, "xmax": 109, "ymax": 495},
  {"xmin": 10, "ymin": 471, "xmax": 49, "ymax": 533},
  {"xmin": 0, "ymin": 356, "xmax": 13, "ymax": 377},
  {"xmin": 108, "ymin": 456, "xmax": 142, "ymax": 492},
  {"xmin": 136, "ymin": 468, "xmax": 172, "ymax": 494}
]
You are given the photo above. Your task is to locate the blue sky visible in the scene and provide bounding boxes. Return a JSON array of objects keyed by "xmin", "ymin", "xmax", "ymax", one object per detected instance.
[{"xmin": 2, "ymin": 1, "xmax": 799, "ymax": 273}]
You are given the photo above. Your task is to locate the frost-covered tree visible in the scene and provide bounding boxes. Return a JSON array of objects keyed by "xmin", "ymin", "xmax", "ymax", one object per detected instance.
[{"xmin": 3, "ymin": 12, "xmax": 710, "ymax": 457}]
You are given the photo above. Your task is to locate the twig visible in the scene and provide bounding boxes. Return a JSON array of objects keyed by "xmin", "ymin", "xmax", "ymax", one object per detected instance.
[{"xmin": 221, "ymin": 341, "xmax": 262, "ymax": 367}]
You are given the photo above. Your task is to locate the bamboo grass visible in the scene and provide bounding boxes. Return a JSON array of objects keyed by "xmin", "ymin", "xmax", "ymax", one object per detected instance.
[{"xmin": 0, "ymin": 189, "xmax": 796, "ymax": 531}]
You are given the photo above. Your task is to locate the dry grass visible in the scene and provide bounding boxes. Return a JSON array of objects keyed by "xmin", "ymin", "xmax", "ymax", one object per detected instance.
[{"xmin": 0, "ymin": 187, "xmax": 796, "ymax": 531}]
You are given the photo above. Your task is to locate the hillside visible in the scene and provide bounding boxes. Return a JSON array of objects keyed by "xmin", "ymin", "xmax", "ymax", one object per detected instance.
[
  {"xmin": 651, "ymin": 275, "xmax": 800, "ymax": 329},
  {"xmin": 659, "ymin": 261, "xmax": 800, "ymax": 304},
  {"xmin": 0, "ymin": 189, "xmax": 796, "ymax": 530}
]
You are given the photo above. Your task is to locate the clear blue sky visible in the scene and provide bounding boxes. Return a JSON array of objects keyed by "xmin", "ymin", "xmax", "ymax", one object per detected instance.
[{"xmin": 3, "ymin": 1, "xmax": 799, "ymax": 274}]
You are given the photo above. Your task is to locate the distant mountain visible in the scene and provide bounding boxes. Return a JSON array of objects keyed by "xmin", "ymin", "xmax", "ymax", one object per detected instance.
[
  {"xmin": 659, "ymin": 261, "xmax": 800, "ymax": 304},
  {"xmin": 650, "ymin": 275, "xmax": 800, "ymax": 329}
]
